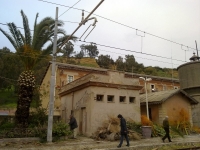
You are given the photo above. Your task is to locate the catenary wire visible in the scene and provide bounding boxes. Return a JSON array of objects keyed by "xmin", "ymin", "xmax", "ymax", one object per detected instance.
[
  {"xmin": 73, "ymin": 43, "xmax": 181, "ymax": 66},
  {"xmin": 58, "ymin": 0, "xmax": 82, "ymax": 18},
  {"xmin": 0, "ymin": 22, "xmax": 188, "ymax": 64},
  {"xmin": 79, "ymin": 40, "xmax": 187, "ymax": 63},
  {"xmin": 37, "ymin": 0, "xmax": 197, "ymax": 52}
]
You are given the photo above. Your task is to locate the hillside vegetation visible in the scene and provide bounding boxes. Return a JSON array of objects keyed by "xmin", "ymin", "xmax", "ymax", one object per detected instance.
[{"xmin": 0, "ymin": 47, "xmax": 178, "ymax": 107}]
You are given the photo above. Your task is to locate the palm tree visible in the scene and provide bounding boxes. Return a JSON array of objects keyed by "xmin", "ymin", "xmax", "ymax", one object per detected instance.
[{"xmin": 0, "ymin": 10, "xmax": 76, "ymax": 128}]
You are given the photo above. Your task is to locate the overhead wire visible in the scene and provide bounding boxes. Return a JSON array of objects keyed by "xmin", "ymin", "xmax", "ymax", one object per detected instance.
[
  {"xmin": 0, "ymin": 2, "xmax": 193, "ymax": 73},
  {"xmin": 38, "ymin": 0, "xmax": 82, "ymax": 11},
  {"xmin": 0, "ymin": 22, "xmax": 187, "ymax": 65},
  {"xmin": 74, "ymin": 43, "xmax": 181, "ymax": 66},
  {"xmin": 78, "ymin": 39, "xmax": 187, "ymax": 63},
  {"xmin": 1, "ymin": 49, "xmax": 192, "ymax": 83},
  {"xmin": 37, "ymin": 0, "xmax": 197, "ymax": 52},
  {"xmin": 58, "ymin": 0, "xmax": 82, "ymax": 18}
]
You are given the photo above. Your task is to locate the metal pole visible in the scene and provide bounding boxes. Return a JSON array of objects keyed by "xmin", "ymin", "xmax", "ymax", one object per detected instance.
[
  {"xmin": 47, "ymin": 7, "xmax": 58, "ymax": 143},
  {"xmin": 58, "ymin": 0, "xmax": 104, "ymax": 50},
  {"xmin": 195, "ymin": 40, "xmax": 199, "ymax": 59},
  {"xmin": 145, "ymin": 79, "xmax": 149, "ymax": 119}
]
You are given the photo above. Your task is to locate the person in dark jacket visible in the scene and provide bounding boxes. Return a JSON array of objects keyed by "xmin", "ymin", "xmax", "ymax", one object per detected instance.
[
  {"xmin": 117, "ymin": 114, "xmax": 130, "ymax": 148},
  {"xmin": 162, "ymin": 116, "xmax": 172, "ymax": 142},
  {"xmin": 69, "ymin": 114, "xmax": 78, "ymax": 138}
]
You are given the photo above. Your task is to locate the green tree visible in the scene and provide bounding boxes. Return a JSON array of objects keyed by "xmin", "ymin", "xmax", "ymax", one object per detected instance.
[
  {"xmin": 80, "ymin": 44, "xmax": 99, "ymax": 58},
  {"xmin": 144, "ymin": 66, "xmax": 158, "ymax": 76},
  {"xmin": 61, "ymin": 41, "xmax": 75, "ymax": 57},
  {"xmin": 75, "ymin": 49, "xmax": 84, "ymax": 59},
  {"xmin": 96, "ymin": 55, "xmax": 114, "ymax": 69},
  {"xmin": 115, "ymin": 56, "xmax": 125, "ymax": 71},
  {"xmin": 0, "ymin": 47, "xmax": 23, "ymax": 90},
  {"xmin": 0, "ymin": 10, "xmax": 76, "ymax": 128},
  {"xmin": 124, "ymin": 55, "xmax": 137, "ymax": 72}
]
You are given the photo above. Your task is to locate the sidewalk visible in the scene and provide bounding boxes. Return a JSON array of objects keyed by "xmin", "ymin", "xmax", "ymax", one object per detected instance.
[{"xmin": 0, "ymin": 135, "xmax": 200, "ymax": 150}]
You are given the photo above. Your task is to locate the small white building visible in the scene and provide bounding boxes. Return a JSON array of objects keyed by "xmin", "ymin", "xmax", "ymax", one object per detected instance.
[{"xmin": 59, "ymin": 71, "xmax": 142, "ymax": 136}]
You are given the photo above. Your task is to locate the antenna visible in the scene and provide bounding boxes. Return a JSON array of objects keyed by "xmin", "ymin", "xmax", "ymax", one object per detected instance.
[{"xmin": 195, "ymin": 40, "xmax": 199, "ymax": 59}]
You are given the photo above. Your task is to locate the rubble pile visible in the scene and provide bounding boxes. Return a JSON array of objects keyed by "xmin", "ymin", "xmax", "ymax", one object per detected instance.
[{"xmin": 93, "ymin": 116, "xmax": 142, "ymax": 141}]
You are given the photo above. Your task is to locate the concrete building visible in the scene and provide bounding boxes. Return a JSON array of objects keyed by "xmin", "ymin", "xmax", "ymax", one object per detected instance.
[
  {"xmin": 40, "ymin": 62, "xmax": 180, "ymax": 119},
  {"xmin": 177, "ymin": 53, "xmax": 200, "ymax": 126},
  {"xmin": 58, "ymin": 71, "xmax": 142, "ymax": 136}
]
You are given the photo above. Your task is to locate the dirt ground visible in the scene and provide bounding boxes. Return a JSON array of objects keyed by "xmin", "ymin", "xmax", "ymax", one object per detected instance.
[
  {"xmin": 1, "ymin": 135, "xmax": 200, "ymax": 150},
  {"xmin": 0, "ymin": 136, "xmax": 118, "ymax": 150}
]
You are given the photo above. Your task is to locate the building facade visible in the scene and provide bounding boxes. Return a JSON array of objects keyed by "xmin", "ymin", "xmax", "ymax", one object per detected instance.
[
  {"xmin": 140, "ymin": 89, "xmax": 198, "ymax": 125},
  {"xmin": 59, "ymin": 71, "xmax": 142, "ymax": 136},
  {"xmin": 40, "ymin": 62, "xmax": 180, "ymax": 123}
]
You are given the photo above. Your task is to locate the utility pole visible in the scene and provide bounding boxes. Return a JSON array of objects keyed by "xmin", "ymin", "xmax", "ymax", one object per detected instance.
[
  {"xmin": 47, "ymin": 7, "xmax": 58, "ymax": 143},
  {"xmin": 47, "ymin": 0, "xmax": 104, "ymax": 142}
]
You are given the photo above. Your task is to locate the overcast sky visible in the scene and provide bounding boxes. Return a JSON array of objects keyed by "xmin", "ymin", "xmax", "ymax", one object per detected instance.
[{"xmin": 0, "ymin": 0, "xmax": 200, "ymax": 69}]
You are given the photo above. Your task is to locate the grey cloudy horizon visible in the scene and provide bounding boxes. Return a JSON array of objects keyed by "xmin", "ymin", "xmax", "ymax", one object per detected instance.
[{"xmin": 0, "ymin": 0, "xmax": 200, "ymax": 69}]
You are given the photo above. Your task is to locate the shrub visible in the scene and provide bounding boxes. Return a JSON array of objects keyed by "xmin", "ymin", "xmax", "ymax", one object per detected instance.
[
  {"xmin": 35, "ymin": 121, "xmax": 72, "ymax": 142},
  {"xmin": 53, "ymin": 121, "xmax": 72, "ymax": 137},
  {"xmin": 127, "ymin": 120, "xmax": 142, "ymax": 134},
  {"xmin": 29, "ymin": 107, "xmax": 48, "ymax": 127},
  {"xmin": 141, "ymin": 115, "xmax": 153, "ymax": 126},
  {"xmin": 0, "ymin": 118, "xmax": 15, "ymax": 129}
]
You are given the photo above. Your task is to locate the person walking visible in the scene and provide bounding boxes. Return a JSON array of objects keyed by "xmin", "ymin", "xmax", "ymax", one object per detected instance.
[
  {"xmin": 69, "ymin": 114, "xmax": 78, "ymax": 138},
  {"xmin": 117, "ymin": 114, "xmax": 130, "ymax": 148},
  {"xmin": 162, "ymin": 116, "xmax": 172, "ymax": 142}
]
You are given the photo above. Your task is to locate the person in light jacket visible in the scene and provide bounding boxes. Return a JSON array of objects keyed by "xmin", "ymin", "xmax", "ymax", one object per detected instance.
[{"xmin": 117, "ymin": 114, "xmax": 130, "ymax": 148}]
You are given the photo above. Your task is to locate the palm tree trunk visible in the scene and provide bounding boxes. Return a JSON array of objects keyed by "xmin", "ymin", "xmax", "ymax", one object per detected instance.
[{"xmin": 15, "ymin": 70, "xmax": 35, "ymax": 128}]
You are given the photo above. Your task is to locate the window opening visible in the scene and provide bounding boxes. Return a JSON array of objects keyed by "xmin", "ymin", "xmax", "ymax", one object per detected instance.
[
  {"xmin": 67, "ymin": 75, "xmax": 74, "ymax": 83},
  {"xmin": 119, "ymin": 96, "xmax": 126, "ymax": 103},
  {"xmin": 96, "ymin": 95, "xmax": 103, "ymax": 101},
  {"xmin": 107, "ymin": 95, "xmax": 114, "ymax": 102},
  {"xmin": 129, "ymin": 97, "xmax": 135, "ymax": 103}
]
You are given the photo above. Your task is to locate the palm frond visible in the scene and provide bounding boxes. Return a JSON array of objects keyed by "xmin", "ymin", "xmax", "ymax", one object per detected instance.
[
  {"xmin": 32, "ymin": 13, "xmax": 39, "ymax": 47},
  {"xmin": 20, "ymin": 10, "xmax": 32, "ymax": 45},
  {"xmin": 32, "ymin": 17, "xmax": 54, "ymax": 49},
  {"xmin": 8, "ymin": 23, "xmax": 24, "ymax": 49},
  {"xmin": 0, "ymin": 27, "xmax": 18, "ymax": 49},
  {"xmin": 18, "ymin": 30, "xmax": 25, "ymax": 44}
]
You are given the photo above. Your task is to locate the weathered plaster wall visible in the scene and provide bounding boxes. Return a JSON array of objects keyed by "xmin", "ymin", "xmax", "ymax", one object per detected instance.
[
  {"xmin": 141, "ymin": 93, "xmax": 192, "ymax": 125},
  {"xmin": 162, "ymin": 93, "xmax": 192, "ymax": 125},
  {"xmin": 40, "ymin": 65, "xmax": 61, "ymax": 116},
  {"xmin": 89, "ymin": 86, "xmax": 140, "ymax": 136},
  {"xmin": 61, "ymin": 87, "xmax": 92, "ymax": 135}
]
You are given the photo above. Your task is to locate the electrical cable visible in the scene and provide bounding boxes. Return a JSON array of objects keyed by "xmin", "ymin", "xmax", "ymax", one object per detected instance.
[
  {"xmin": 38, "ymin": 0, "xmax": 82, "ymax": 11},
  {"xmin": 74, "ymin": 43, "xmax": 181, "ymax": 66},
  {"xmin": 0, "ymin": 23, "xmax": 187, "ymax": 66},
  {"xmin": 79, "ymin": 40, "xmax": 187, "ymax": 63},
  {"xmin": 58, "ymin": 0, "xmax": 82, "ymax": 18},
  {"xmin": 37, "ymin": 0, "xmax": 197, "ymax": 52}
]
